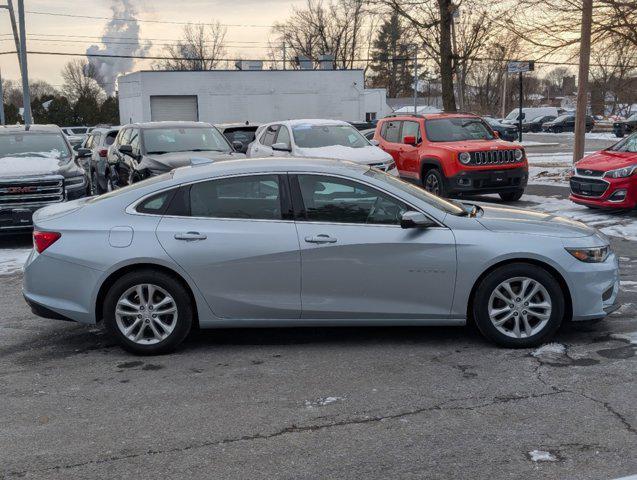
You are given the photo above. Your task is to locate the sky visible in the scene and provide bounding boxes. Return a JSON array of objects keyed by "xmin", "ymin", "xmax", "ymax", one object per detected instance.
[{"xmin": 0, "ymin": 0, "xmax": 304, "ymax": 87}]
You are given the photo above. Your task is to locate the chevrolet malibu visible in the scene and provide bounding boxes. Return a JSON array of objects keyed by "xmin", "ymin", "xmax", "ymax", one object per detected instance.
[{"xmin": 23, "ymin": 158, "xmax": 619, "ymax": 354}]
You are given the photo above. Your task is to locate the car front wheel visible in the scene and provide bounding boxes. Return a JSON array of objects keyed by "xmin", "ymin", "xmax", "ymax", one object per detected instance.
[
  {"xmin": 499, "ymin": 190, "xmax": 524, "ymax": 202},
  {"xmin": 472, "ymin": 263, "xmax": 564, "ymax": 347},
  {"xmin": 422, "ymin": 168, "xmax": 447, "ymax": 197},
  {"xmin": 103, "ymin": 270, "xmax": 193, "ymax": 355}
]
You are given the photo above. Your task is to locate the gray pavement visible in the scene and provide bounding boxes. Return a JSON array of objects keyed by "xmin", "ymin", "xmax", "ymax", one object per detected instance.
[
  {"xmin": 1, "ymin": 183, "xmax": 636, "ymax": 479},
  {"xmin": 521, "ymin": 132, "xmax": 618, "ymax": 155}
]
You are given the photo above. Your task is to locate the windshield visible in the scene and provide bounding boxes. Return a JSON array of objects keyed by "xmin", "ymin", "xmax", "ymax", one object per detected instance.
[
  {"xmin": 609, "ymin": 133, "xmax": 637, "ymax": 153},
  {"xmin": 505, "ymin": 110, "xmax": 519, "ymax": 120},
  {"xmin": 425, "ymin": 118, "xmax": 495, "ymax": 142},
  {"xmin": 365, "ymin": 168, "xmax": 466, "ymax": 216},
  {"xmin": 292, "ymin": 124, "xmax": 369, "ymax": 149},
  {"xmin": 0, "ymin": 133, "xmax": 71, "ymax": 159},
  {"xmin": 143, "ymin": 127, "xmax": 232, "ymax": 154},
  {"xmin": 553, "ymin": 114, "xmax": 571, "ymax": 122},
  {"xmin": 627, "ymin": 113, "xmax": 637, "ymax": 121}
]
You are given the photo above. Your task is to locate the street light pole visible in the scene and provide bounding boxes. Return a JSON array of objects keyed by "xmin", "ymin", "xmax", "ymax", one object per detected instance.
[
  {"xmin": 0, "ymin": 68, "xmax": 5, "ymax": 125},
  {"xmin": 17, "ymin": 0, "xmax": 31, "ymax": 126},
  {"xmin": 413, "ymin": 45, "xmax": 418, "ymax": 114}
]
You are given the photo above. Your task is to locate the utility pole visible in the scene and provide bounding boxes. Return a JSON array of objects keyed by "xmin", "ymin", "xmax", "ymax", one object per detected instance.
[
  {"xmin": 0, "ymin": 68, "xmax": 5, "ymax": 125},
  {"xmin": 449, "ymin": 5, "xmax": 462, "ymax": 110},
  {"xmin": 573, "ymin": 0, "xmax": 593, "ymax": 163},
  {"xmin": 413, "ymin": 45, "xmax": 418, "ymax": 114},
  {"xmin": 282, "ymin": 40, "xmax": 286, "ymax": 70},
  {"xmin": 17, "ymin": 0, "xmax": 31, "ymax": 126},
  {"xmin": 1, "ymin": 1, "xmax": 22, "ymax": 71},
  {"xmin": 518, "ymin": 71, "xmax": 523, "ymax": 142}
]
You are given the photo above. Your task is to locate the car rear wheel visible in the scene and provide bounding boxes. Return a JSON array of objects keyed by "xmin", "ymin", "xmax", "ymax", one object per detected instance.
[
  {"xmin": 422, "ymin": 168, "xmax": 447, "ymax": 197},
  {"xmin": 472, "ymin": 263, "xmax": 564, "ymax": 348},
  {"xmin": 103, "ymin": 270, "xmax": 193, "ymax": 355},
  {"xmin": 499, "ymin": 190, "xmax": 524, "ymax": 202},
  {"xmin": 553, "ymin": 126, "xmax": 563, "ymax": 133}
]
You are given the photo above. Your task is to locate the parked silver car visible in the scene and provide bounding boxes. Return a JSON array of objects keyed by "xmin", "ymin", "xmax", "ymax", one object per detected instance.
[{"xmin": 23, "ymin": 158, "xmax": 620, "ymax": 354}]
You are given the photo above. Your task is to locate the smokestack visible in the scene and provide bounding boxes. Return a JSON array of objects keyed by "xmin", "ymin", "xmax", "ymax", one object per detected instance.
[{"xmin": 86, "ymin": 0, "xmax": 151, "ymax": 96}]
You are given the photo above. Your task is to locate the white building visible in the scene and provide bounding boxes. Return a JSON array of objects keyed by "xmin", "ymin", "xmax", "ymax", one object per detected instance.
[{"xmin": 117, "ymin": 70, "xmax": 389, "ymax": 125}]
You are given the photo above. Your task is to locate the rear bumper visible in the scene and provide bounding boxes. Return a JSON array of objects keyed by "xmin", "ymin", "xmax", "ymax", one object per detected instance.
[{"xmin": 447, "ymin": 166, "xmax": 528, "ymax": 196}]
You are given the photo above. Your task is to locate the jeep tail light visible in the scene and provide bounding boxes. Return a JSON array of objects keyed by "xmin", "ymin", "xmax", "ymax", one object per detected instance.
[
  {"xmin": 99, "ymin": 148, "xmax": 108, "ymax": 158},
  {"xmin": 33, "ymin": 230, "xmax": 61, "ymax": 253}
]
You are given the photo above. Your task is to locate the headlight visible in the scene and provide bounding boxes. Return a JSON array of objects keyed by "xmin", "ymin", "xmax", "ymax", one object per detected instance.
[
  {"xmin": 514, "ymin": 149, "xmax": 524, "ymax": 161},
  {"xmin": 65, "ymin": 176, "xmax": 86, "ymax": 188},
  {"xmin": 565, "ymin": 246, "xmax": 611, "ymax": 263},
  {"xmin": 604, "ymin": 164, "xmax": 637, "ymax": 178},
  {"xmin": 458, "ymin": 152, "xmax": 471, "ymax": 164}
]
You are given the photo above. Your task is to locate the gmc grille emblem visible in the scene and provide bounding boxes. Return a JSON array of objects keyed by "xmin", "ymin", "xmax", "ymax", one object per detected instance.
[{"xmin": 7, "ymin": 186, "xmax": 36, "ymax": 194}]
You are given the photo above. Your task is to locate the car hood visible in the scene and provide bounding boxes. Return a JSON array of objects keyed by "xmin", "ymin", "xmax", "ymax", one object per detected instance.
[
  {"xmin": 430, "ymin": 140, "xmax": 519, "ymax": 152},
  {"xmin": 141, "ymin": 150, "xmax": 246, "ymax": 172},
  {"xmin": 576, "ymin": 150, "xmax": 637, "ymax": 171},
  {"xmin": 294, "ymin": 145, "xmax": 393, "ymax": 164},
  {"xmin": 0, "ymin": 154, "xmax": 69, "ymax": 178},
  {"xmin": 475, "ymin": 204, "xmax": 595, "ymax": 238}
]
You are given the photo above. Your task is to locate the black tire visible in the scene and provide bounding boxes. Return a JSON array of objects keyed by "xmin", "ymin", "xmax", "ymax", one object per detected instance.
[
  {"xmin": 499, "ymin": 190, "xmax": 524, "ymax": 202},
  {"xmin": 91, "ymin": 171, "xmax": 104, "ymax": 195},
  {"xmin": 422, "ymin": 168, "xmax": 447, "ymax": 197},
  {"xmin": 472, "ymin": 263, "xmax": 565, "ymax": 348},
  {"xmin": 554, "ymin": 126, "xmax": 563, "ymax": 133},
  {"xmin": 103, "ymin": 270, "xmax": 193, "ymax": 355}
]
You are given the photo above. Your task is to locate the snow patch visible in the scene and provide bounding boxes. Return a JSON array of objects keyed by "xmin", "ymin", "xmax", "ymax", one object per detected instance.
[
  {"xmin": 610, "ymin": 331, "xmax": 637, "ymax": 345},
  {"xmin": 0, "ymin": 248, "xmax": 31, "ymax": 276},
  {"xmin": 531, "ymin": 343, "xmax": 566, "ymax": 359},
  {"xmin": 528, "ymin": 450, "xmax": 558, "ymax": 462},
  {"xmin": 0, "ymin": 155, "xmax": 63, "ymax": 177},
  {"xmin": 304, "ymin": 396, "xmax": 343, "ymax": 408},
  {"xmin": 621, "ymin": 281, "xmax": 637, "ymax": 292}
]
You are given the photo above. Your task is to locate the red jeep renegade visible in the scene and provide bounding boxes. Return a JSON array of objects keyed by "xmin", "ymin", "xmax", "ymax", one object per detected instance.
[{"xmin": 374, "ymin": 113, "xmax": 528, "ymax": 200}]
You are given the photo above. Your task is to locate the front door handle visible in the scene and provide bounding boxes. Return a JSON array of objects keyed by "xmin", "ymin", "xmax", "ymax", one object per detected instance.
[
  {"xmin": 305, "ymin": 234, "xmax": 337, "ymax": 244},
  {"xmin": 174, "ymin": 231, "xmax": 207, "ymax": 241}
]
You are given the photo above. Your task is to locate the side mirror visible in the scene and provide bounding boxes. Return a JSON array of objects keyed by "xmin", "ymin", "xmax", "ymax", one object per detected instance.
[
  {"xmin": 232, "ymin": 140, "xmax": 244, "ymax": 152},
  {"xmin": 400, "ymin": 211, "xmax": 435, "ymax": 229},
  {"xmin": 272, "ymin": 142, "xmax": 291, "ymax": 152},
  {"xmin": 76, "ymin": 147, "xmax": 92, "ymax": 158},
  {"xmin": 119, "ymin": 144, "xmax": 134, "ymax": 156},
  {"xmin": 493, "ymin": 131, "xmax": 500, "ymax": 139},
  {"xmin": 403, "ymin": 135, "xmax": 417, "ymax": 146},
  {"xmin": 369, "ymin": 139, "xmax": 380, "ymax": 146}
]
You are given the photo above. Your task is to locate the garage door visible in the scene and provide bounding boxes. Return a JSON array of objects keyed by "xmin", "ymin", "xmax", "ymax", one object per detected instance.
[{"xmin": 150, "ymin": 95, "xmax": 198, "ymax": 121}]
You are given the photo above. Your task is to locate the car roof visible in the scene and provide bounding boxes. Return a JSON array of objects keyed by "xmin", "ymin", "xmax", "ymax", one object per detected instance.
[
  {"xmin": 123, "ymin": 121, "xmax": 213, "ymax": 129},
  {"xmin": 90, "ymin": 126, "xmax": 122, "ymax": 134},
  {"xmin": 381, "ymin": 113, "xmax": 481, "ymax": 122},
  {"xmin": 262, "ymin": 119, "xmax": 352, "ymax": 128},
  {"xmin": 171, "ymin": 156, "xmax": 369, "ymax": 182},
  {"xmin": 0, "ymin": 124, "xmax": 64, "ymax": 134},
  {"xmin": 215, "ymin": 123, "xmax": 260, "ymax": 130}
]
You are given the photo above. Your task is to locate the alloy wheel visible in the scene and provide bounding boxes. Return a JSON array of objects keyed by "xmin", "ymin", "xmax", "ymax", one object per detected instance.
[
  {"xmin": 115, "ymin": 284, "xmax": 178, "ymax": 345},
  {"xmin": 487, "ymin": 276, "xmax": 552, "ymax": 339},
  {"xmin": 424, "ymin": 173, "xmax": 440, "ymax": 195}
]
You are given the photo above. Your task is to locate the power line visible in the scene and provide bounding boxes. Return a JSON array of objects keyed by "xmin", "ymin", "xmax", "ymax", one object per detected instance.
[
  {"xmin": 24, "ymin": 10, "xmax": 273, "ymax": 28},
  {"xmin": 0, "ymin": 38, "xmax": 272, "ymax": 49}
]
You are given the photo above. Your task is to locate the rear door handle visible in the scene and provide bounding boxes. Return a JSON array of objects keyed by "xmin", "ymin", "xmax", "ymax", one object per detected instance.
[
  {"xmin": 305, "ymin": 234, "xmax": 337, "ymax": 244},
  {"xmin": 174, "ymin": 231, "xmax": 207, "ymax": 241}
]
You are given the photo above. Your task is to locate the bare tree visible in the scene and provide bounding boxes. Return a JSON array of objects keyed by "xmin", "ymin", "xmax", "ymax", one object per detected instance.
[
  {"xmin": 590, "ymin": 38, "xmax": 637, "ymax": 115},
  {"xmin": 272, "ymin": 0, "xmax": 368, "ymax": 70},
  {"xmin": 154, "ymin": 23, "xmax": 227, "ymax": 71},
  {"xmin": 61, "ymin": 60, "xmax": 105, "ymax": 104}
]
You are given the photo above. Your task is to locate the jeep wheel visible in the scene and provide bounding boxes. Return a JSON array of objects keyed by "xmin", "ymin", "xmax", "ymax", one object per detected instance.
[
  {"xmin": 499, "ymin": 190, "xmax": 524, "ymax": 202},
  {"xmin": 423, "ymin": 168, "xmax": 446, "ymax": 197}
]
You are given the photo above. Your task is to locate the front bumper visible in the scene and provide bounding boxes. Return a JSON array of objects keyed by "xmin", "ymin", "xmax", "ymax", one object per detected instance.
[
  {"xmin": 447, "ymin": 166, "xmax": 528, "ymax": 196},
  {"xmin": 569, "ymin": 175, "xmax": 637, "ymax": 209}
]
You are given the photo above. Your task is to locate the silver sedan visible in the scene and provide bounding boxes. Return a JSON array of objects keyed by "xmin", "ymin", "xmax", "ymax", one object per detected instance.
[{"xmin": 23, "ymin": 158, "xmax": 620, "ymax": 354}]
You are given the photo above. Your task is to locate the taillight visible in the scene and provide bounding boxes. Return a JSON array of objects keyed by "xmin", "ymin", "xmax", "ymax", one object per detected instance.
[
  {"xmin": 33, "ymin": 230, "xmax": 61, "ymax": 253},
  {"xmin": 99, "ymin": 148, "xmax": 108, "ymax": 157}
]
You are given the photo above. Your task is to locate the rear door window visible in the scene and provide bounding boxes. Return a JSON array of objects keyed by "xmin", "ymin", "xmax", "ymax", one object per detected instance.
[
  {"xmin": 261, "ymin": 125, "xmax": 279, "ymax": 146},
  {"xmin": 401, "ymin": 121, "xmax": 421, "ymax": 142},
  {"xmin": 381, "ymin": 121, "xmax": 401, "ymax": 143}
]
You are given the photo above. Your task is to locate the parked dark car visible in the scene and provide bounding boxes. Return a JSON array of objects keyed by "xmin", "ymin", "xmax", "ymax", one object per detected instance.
[
  {"xmin": 361, "ymin": 128, "xmax": 376, "ymax": 141},
  {"xmin": 521, "ymin": 115, "xmax": 556, "ymax": 133},
  {"xmin": 483, "ymin": 117, "xmax": 519, "ymax": 141},
  {"xmin": 0, "ymin": 124, "xmax": 87, "ymax": 232},
  {"xmin": 107, "ymin": 121, "xmax": 245, "ymax": 188},
  {"xmin": 215, "ymin": 123, "xmax": 260, "ymax": 154},
  {"xmin": 542, "ymin": 114, "xmax": 594, "ymax": 133},
  {"xmin": 75, "ymin": 126, "xmax": 121, "ymax": 194},
  {"xmin": 348, "ymin": 120, "xmax": 377, "ymax": 131},
  {"xmin": 613, "ymin": 113, "xmax": 637, "ymax": 138}
]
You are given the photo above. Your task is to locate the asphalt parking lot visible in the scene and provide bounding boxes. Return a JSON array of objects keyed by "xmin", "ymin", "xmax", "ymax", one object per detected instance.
[{"xmin": 1, "ymin": 183, "xmax": 636, "ymax": 480}]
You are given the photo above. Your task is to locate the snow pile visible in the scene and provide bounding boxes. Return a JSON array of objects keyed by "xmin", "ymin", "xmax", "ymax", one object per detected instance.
[
  {"xmin": 528, "ymin": 450, "xmax": 558, "ymax": 462},
  {"xmin": 0, "ymin": 248, "xmax": 31, "ymax": 276},
  {"xmin": 304, "ymin": 396, "xmax": 342, "ymax": 408},
  {"xmin": 531, "ymin": 343, "xmax": 566, "ymax": 359}
]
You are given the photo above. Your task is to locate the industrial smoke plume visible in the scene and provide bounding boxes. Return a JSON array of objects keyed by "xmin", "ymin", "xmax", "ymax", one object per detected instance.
[{"xmin": 86, "ymin": 0, "xmax": 151, "ymax": 95}]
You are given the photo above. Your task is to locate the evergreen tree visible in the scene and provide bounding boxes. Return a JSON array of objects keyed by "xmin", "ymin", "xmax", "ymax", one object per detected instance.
[
  {"xmin": 3, "ymin": 103, "xmax": 19, "ymax": 124},
  {"xmin": 99, "ymin": 96, "xmax": 120, "ymax": 125},
  {"xmin": 73, "ymin": 94, "xmax": 100, "ymax": 126},
  {"xmin": 367, "ymin": 12, "xmax": 415, "ymax": 98},
  {"xmin": 45, "ymin": 96, "xmax": 75, "ymax": 127}
]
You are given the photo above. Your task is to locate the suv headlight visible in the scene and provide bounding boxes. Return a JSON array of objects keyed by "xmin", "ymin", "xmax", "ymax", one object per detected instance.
[
  {"xmin": 604, "ymin": 164, "xmax": 637, "ymax": 178},
  {"xmin": 65, "ymin": 175, "xmax": 86, "ymax": 188},
  {"xmin": 458, "ymin": 152, "xmax": 471, "ymax": 164},
  {"xmin": 565, "ymin": 246, "xmax": 610, "ymax": 263},
  {"xmin": 514, "ymin": 149, "xmax": 524, "ymax": 161}
]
